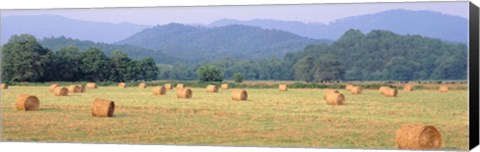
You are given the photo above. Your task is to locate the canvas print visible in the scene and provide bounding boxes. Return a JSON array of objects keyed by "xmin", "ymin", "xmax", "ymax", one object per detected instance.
[{"xmin": 0, "ymin": 1, "xmax": 471, "ymax": 150}]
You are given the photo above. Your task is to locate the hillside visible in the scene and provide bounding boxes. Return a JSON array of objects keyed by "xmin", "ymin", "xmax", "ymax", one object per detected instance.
[
  {"xmin": 1, "ymin": 15, "xmax": 150, "ymax": 44},
  {"xmin": 117, "ymin": 23, "xmax": 329, "ymax": 63},
  {"xmin": 39, "ymin": 36, "xmax": 179, "ymax": 64},
  {"xmin": 209, "ymin": 9, "xmax": 468, "ymax": 43}
]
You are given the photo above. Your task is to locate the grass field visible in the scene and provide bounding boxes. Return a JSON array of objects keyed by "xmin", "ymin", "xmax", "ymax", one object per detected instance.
[{"xmin": 1, "ymin": 85, "xmax": 469, "ymax": 150}]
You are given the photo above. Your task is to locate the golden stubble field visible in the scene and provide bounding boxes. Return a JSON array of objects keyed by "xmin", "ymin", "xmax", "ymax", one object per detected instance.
[{"xmin": 0, "ymin": 85, "xmax": 469, "ymax": 150}]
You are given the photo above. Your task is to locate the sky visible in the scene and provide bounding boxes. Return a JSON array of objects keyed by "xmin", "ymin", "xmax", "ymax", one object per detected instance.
[{"xmin": 0, "ymin": 1, "xmax": 469, "ymax": 25}]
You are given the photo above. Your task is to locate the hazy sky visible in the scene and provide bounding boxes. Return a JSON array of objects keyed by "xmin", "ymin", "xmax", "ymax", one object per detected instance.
[{"xmin": 1, "ymin": 1, "xmax": 469, "ymax": 25}]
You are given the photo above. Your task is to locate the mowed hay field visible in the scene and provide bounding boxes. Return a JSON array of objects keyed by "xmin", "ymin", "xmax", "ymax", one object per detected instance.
[{"xmin": 1, "ymin": 85, "xmax": 469, "ymax": 150}]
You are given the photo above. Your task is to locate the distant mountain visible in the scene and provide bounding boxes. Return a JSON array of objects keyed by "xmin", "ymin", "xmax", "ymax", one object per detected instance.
[
  {"xmin": 1, "ymin": 15, "xmax": 150, "ymax": 44},
  {"xmin": 209, "ymin": 9, "xmax": 468, "ymax": 43},
  {"xmin": 39, "ymin": 36, "xmax": 179, "ymax": 64},
  {"xmin": 117, "ymin": 23, "xmax": 330, "ymax": 63}
]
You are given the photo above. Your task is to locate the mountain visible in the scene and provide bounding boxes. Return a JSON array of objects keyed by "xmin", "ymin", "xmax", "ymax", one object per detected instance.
[
  {"xmin": 117, "ymin": 23, "xmax": 330, "ymax": 63},
  {"xmin": 209, "ymin": 9, "xmax": 468, "ymax": 43},
  {"xmin": 1, "ymin": 15, "xmax": 150, "ymax": 44},
  {"xmin": 39, "ymin": 36, "xmax": 179, "ymax": 64}
]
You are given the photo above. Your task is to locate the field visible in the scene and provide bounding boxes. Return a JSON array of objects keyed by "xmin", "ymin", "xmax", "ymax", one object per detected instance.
[{"xmin": 1, "ymin": 84, "xmax": 469, "ymax": 150}]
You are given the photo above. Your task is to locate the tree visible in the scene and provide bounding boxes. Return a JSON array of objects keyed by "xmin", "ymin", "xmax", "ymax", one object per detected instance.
[
  {"xmin": 54, "ymin": 46, "xmax": 83, "ymax": 81},
  {"xmin": 234, "ymin": 73, "xmax": 244, "ymax": 83},
  {"xmin": 383, "ymin": 57, "xmax": 415, "ymax": 81},
  {"xmin": 1, "ymin": 34, "xmax": 53, "ymax": 82},
  {"xmin": 81, "ymin": 47, "xmax": 111, "ymax": 81},
  {"xmin": 197, "ymin": 65, "xmax": 224, "ymax": 82},
  {"xmin": 110, "ymin": 51, "xmax": 131, "ymax": 82},
  {"xmin": 139, "ymin": 58, "xmax": 159, "ymax": 81},
  {"xmin": 311, "ymin": 56, "xmax": 345, "ymax": 82},
  {"xmin": 294, "ymin": 56, "xmax": 315, "ymax": 82}
]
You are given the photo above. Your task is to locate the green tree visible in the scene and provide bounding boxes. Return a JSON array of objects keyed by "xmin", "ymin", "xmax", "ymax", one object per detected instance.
[
  {"xmin": 234, "ymin": 73, "xmax": 244, "ymax": 83},
  {"xmin": 197, "ymin": 65, "xmax": 224, "ymax": 82},
  {"xmin": 54, "ymin": 46, "xmax": 83, "ymax": 81},
  {"xmin": 1, "ymin": 34, "xmax": 53, "ymax": 82},
  {"xmin": 139, "ymin": 58, "xmax": 159, "ymax": 81},
  {"xmin": 81, "ymin": 47, "xmax": 111, "ymax": 81},
  {"xmin": 294, "ymin": 56, "xmax": 315, "ymax": 82},
  {"xmin": 110, "ymin": 51, "xmax": 132, "ymax": 82},
  {"xmin": 311, "ymin": 56, "xmax": 346, "ymax": 82}
]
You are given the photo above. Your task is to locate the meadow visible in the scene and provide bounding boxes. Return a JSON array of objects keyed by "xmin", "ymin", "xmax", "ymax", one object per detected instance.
[{"xmin": 1, "ymin": 84, "xmax": 469, "ymax": 150}]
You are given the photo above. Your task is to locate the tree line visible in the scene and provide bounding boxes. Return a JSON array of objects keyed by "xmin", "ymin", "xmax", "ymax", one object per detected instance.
[
  {"xmin": 2, "ymin": 34, "xmax": 158, "ymax": 82},
  {"xmin": 2, "ymin": 29, "xmax": 468, "ymax": 83},
  {"xmin": 157, "ymin": 29, "xmax": 467, "ymax": 82}
]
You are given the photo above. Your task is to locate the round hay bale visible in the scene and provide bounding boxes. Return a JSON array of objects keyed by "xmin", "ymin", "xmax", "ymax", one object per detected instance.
[
  {"xmin": 15, "ymin": 94, "xmax": 40, "ymax": 111},
  {"xmin": 346, "ymin": 84, "xmax": 354, "ymax": 91},
  {"xmin": 323, "ymin": 89, "xmax": 339, "ymax": 100},
  {"xmin": 92, "ymin": 98, "xmax": 115, "ymax": 117},
  {"xmin": 177, "ymin": 87, "xmax": 192, "ymax": 98},
  {"xmin": 86, "ymin": 83, "xmax": 97, "ymax": 89},
  {"xmin": 221, "ymin": 84, "xmax": 229, "ymax": 90},
  {"xmin": 206, "ymin": 85, "xmax": 218, "ymax": 93},
  {"xmin": 78, "ymin": 84, "xmax": 86, "ymax": 93},
  {"xmin": 379, "ymin": 86, "xmax": 389, "ymax": 95},
  {"xmin": 68, "ymin": 85, "xmax": 81, "ymax": 93},
  {"xmin": 403, "ymin": 85, "xmax": 413, "ymax": 91},
  {"xmin": 396, "ymin": 124, "xmax": 443, "ymax": 149},
  {"xmin": 1, "ymin": 83, "xmax": 8, "ymax": 89},
  {"xmin": 118, "ymin": 83, "xmax": 126, "ymax": 88},
  {"xmin": 176, "ymin": 83, "xmax": 185, "ymax": 90},
  {"xmin": 350, "ymin": 86, "xmax": 363, "ymax": 94},
  {"xmin": 164, "ymin": 83, "xmax": 173, "ymax": 90},
  {"xmin": 49, "ymin": 84, "xmax": 59, "ymax": 92},
  {"xmin": 53, "ymin": 87, "xmax": 68, "ymax": 96},
  {"xmin": 153, "ymin": 86, "xmax": 166, "ymax": 95},
  {"xmin": 325, "ymin": 93, "xmax": 345, "ymax": 105},
  {"xmin": 439, "ymin": 86, "xmax": 448, "ymax": 93},
  {"xmin": 232, "ymin": 89, "xmax": 248, "ymax": 101},
  {"xmin": 383, "ymin": 88, "xmax": 398, "ymax": 97},
  {"xmin": 138, "ymin": 83, "xmax": 146, "ymax": 88},
  {"xmin": 279, "ymin": 84, "xmax": 288, "ymax": 92}
]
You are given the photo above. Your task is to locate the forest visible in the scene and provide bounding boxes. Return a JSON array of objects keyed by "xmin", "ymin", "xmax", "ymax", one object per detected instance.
[
  {"xmin": 1, "ymin": 29, "xmax": 468, "ymax": 83},
  {"xmin": 156, "ymin": 29, "xmax": 467, "ymax": 82},
  {"xmin": 1, "ymin": 34, "xmax": 158, "ymax": 82}
]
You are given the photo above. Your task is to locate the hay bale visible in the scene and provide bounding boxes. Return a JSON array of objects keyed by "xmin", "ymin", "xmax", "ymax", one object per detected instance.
[
  {"xmin": 232, "ymin": 89, "xmax": 248, "ymax": 101},
  {"xmin": 379, "ymin": 86, "xmax": 389, "ymax": 95},
  {"xmin": 323, "ymin": 89, "xmax": 339, "ymax": 100},
  {"xmin": 325, "ymin": 93, "xmax": 345, "ymax": 105},
  {"xmin": 49, "ymin": 84, "xmax": 59, "ymax": 92},
  {"xmin": 138, "ymin": 83, "xmax": 146, "ymax": 88},
  {"xmin": 177, "ymin": 87, "xmax": 192, "ymax": 98},
  {"xmin": 15, "ymin": 94, "xmax": 40, "ymax": 111},
  {"xmin": 68, "ymin": 85, "xmax": 81, "ymax": 93},
  {"xmin": 403, "ymin": 85, "xmax": 413, "ymax": 91},
  {"xmin": 92, "ymin": 98, "xmax": 115, "ymax": 117},
  {"xmin": 350, "ymin": 86, "xmax": 363, "ymax": 94},
  {"xmin": 439, "ymin": 86, "xmax": 448, "ymax": 93},
  {"xmin": 279, "ymin": 84, "xmax": 288, "ymax": 92},
  {"xmin": 53, "ymin": 87, "xmax": 68, "ymax": 96},
  {"xmin": 164, "ymin": 83, "xmax": 173, "ymax": 90},
  {"xmin": 118, "ymin": 83, "xmax": 126, "ymax": 88},
  {"xmin": 396, "ymin": 124, "xmax": 443, "ymax": 149},
  {"xmin": 206, "ymin": 85, "xmax": 218, "ymax": 93},
  {"xmin": 176, "ymin": 83, "xmax": 185, "ymax": 90},
  {"xmin": 86, "ymin": 83, "xmax": 97, "ymax": 89},
  {"xmin": 346, "ymin": 84, "xmax": 354, "ymax": 91},
  {"xmin": 78, "ymin": 84, "xmax": 86, "ymax": 93},
  {"xmin": 1, "ymin": 83, "xmax": 8, "ymax": 89},
  {"xmin": 383, "ymin": 88, "xmax": 398, "ymax": 97},
  {"xmin": 152, "ymin": 86, "xmax": 166, "ymax": 95},
  {"xmin": 221, "ymin": 84, "xmax": 229, "ymax": 90}
]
